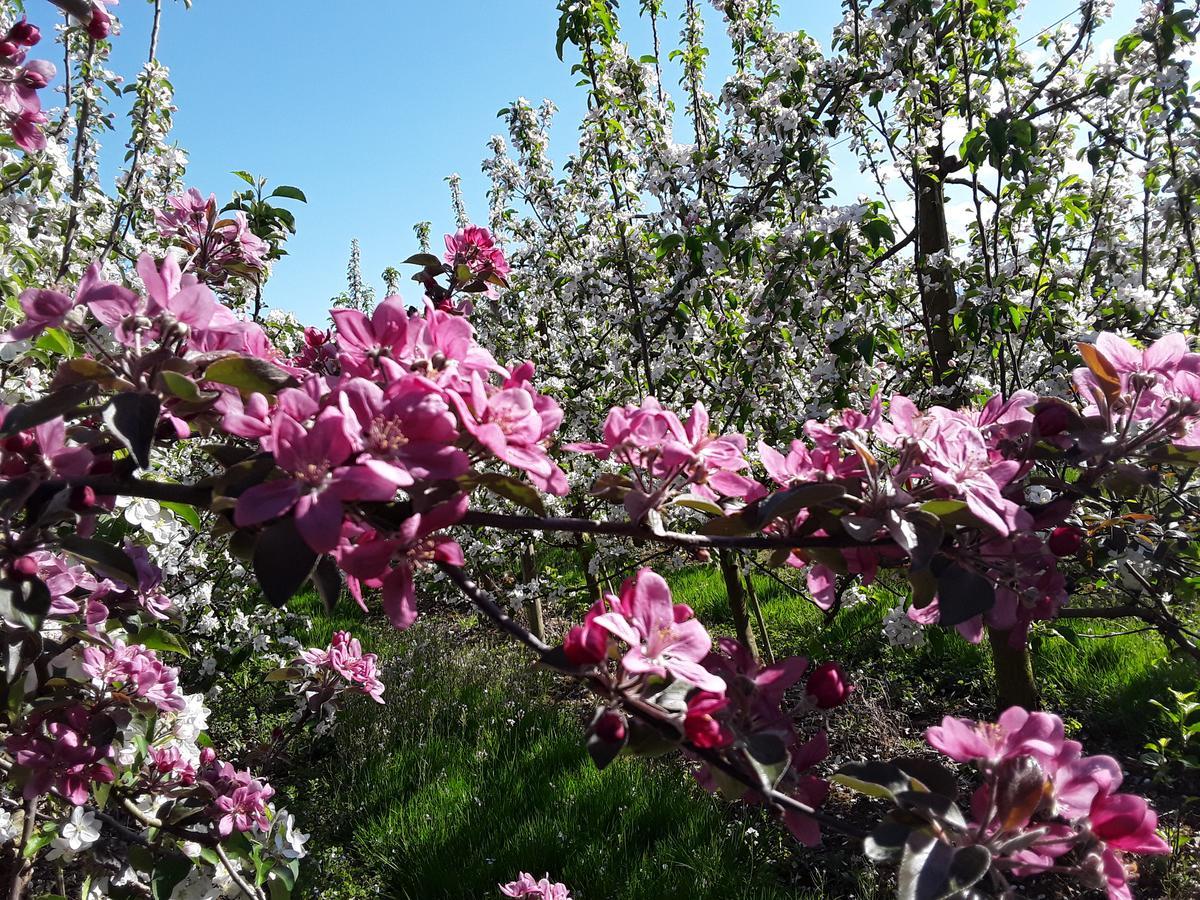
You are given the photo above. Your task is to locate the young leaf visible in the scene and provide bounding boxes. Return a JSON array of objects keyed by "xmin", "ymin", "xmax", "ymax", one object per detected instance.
[
  {"xmin": 129, "ymin": 626, "xmax": 191, "ymax": 658},
  {"xmin": 269, "ymin": 185, "xmax": 307, "ymax": 203},
  {"xmin": 203, "ymin": 356, "xmax": 296, "ymax": 396}
]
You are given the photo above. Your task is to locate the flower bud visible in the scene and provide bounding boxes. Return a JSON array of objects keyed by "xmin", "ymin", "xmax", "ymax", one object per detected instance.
[
  {"xmin": 1047, "ymin": 525, "xmax": 1083, "ymax": 557},
  {"xmin": 87, "ymin": 5, "xmax": 112, "ymax": 40},
  {"xmin": 10, "ymin": 555, "xmax": 38, "ymax": 579},
  {"xmin": 0, "ymin": 40, "xmax": 18, "ymax": 58},
  {"xmin": 10, "ymin": 21, "xmax": 40, "ymax": 46},
  {"xmin": 199, "ymin": 747, "xmax": 217, "ymax": 767},
  {"xmin": 21, "ymin": 66, "xmax": 51, "ymax": 90},
  {"xmin": 806, "ymin": 661, "xmax": 851, "ymax": 709},
  {"xmin": 0, "ymin": 456, "xmax": 28, "ymax": 477},
  {"xmin": 563, "ymin": 623, "xmax": 606, "ymax": 666},
  {"xmin": 3, "ymin": 432, "xmax": 33, "ymax": 453},
  {"xmin": 69, "ymin": 485, "xmax": 97, "ymax": 511},
  {"xmin": 303, "ymin": 326, "xmax": 327, "ymax": 347},
  {"xmin": 593, "ymin": 710, "xmax": 626, "ymax": 743}
]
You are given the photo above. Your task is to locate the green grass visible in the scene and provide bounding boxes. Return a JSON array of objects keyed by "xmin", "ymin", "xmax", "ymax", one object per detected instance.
[
  {"xmin": 268, "ymin": 563, "xmax": 1195, "ymax": 899},
  {"xmin": 286, "ymin": 601, "xmax": 863, "ymax": 900}
]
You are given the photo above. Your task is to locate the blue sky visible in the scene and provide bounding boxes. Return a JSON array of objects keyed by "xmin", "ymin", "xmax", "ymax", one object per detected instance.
[{"xmin": 24, "ymin": 0, "xmax": 1137, "ymax": 322}]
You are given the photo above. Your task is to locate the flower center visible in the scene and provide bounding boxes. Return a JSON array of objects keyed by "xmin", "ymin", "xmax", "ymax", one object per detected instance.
[{"xmin": 368, "ymin": 416, "xmax": 409, "ymax": 454}]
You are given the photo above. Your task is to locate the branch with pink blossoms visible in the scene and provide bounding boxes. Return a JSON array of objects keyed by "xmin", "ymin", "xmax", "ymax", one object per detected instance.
[{"xmin": 436, "ymin": 561, "xmax": 869, "ymax": 841}]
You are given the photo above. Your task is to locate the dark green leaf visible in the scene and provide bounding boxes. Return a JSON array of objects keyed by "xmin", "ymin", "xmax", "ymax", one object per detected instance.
[
  {"xmin": 932, "ymin": 558, "xmax": 995, "ymax": 626},
  {"xmin": 471, "ymin": 472, "xmax": 546, "ymax": 516},
  {"xmin": 403, "ymin": 253, "xmax": 444, "ymax": 269},
  {"xmin": 150, "ymin": 856, "xmax": 193, "ymax": 900},
  {"xmin": 129, "ymin": 626, "xmax": 190, "ymax": 658},
  {"xmin": 102, "ymin": 392, "xmax": 160, "ymax": 469},
  {"xmin": 61, "ymin": 535, "xmax": 139, "ymax": 584},
  {"xmin": 834, "ymin": 760, "xmax": 912, "ymax": 801},
  {"xmin": 0, "ymin": 381, "xmax": 99, "ymax": 436},
  {"xmin": 269, "ymin": 185, "xmax": 307, "ymax": 203},
  {"xmin": 0, "ymin": 578, "xmax": 50, "ymax": 633},
  {"xmin": 311, "ymin": 555, "xmax": 342, "ymax": 614},
  {"xmin": 252, "ymin": 518, "xmax": 318, "ymax": 607}
]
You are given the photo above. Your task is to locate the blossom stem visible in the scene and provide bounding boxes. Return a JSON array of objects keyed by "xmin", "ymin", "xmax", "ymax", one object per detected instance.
[{"xmin": 215, "ymin": 843, "xmax": 266, "ymax": 900}]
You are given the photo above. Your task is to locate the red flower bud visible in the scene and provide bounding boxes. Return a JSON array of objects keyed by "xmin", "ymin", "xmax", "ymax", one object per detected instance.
[
  {"xmin": 70, "ymin": 485, "xmax": 97, "ymax": 511},
  {"xmin": 11, "ymin": 555, "xmax": 38, "ymax": 579},
  {"xmin": 10, "ymin": 20, "xmax": 40, "ymax": 47},
  {"xmin": 1048, "ymin": 525, "xmax": 1084, "ymax": 557},
  {"xmin": 87, "ymin": 5, "xmax": 111, "ymax": 40},
  {"xmin": 22, "ymin": 67, "xmax": 50, "ymax": 90},
  {"xmin": 0, "ymin": 40, "xmax": 18, "ymax": 58},
  {"xmin": 563, "ymin": 623, "xmax": 606, "ymax": 666},
  {"xmin": 199, "ymin": 747, "xmax": 217, "ymax": 767},
  {"xmin": 593, "ymin": 710, "xmax": 626, "ymax": 744},
  {"xmin": 806, "ymin": 661, "xmax": 851, "ymax": 710},
  {"xmin": 3, "ymin": 432, "xmax": 33, "ymax": 453},
  {"xmin": 303, "ymin": 326, "xmax": 327, "ymax": 347}
]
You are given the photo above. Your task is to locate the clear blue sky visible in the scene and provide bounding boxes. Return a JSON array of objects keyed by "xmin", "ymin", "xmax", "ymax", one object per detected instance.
[{"xmin": 24, "ymin": 0, "xmax": 1135, "ymax": 322}]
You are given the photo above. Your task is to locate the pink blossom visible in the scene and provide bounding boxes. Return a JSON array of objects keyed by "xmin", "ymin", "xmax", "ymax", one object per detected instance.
[
  {"xmin": 81, "ymin": 640, "xmax": 185, "ymax": 712},
  {"xmin": 593, "ymin": 568, "xmax": 725, "ymax": 692},
  {"xmin": 148, "ymin": 745, "xmax": 196, "ymax": 785},
  {"xmin": 568, "ymin": 397, "xmax": 760, "ymax": 517},
  {"xmin": 926, "ymin": 706, "xmax": 1065, "ymax": 767},
  {"xmin": 684, "ymin": 691, "xmax": 733, "ymax": 748},
  {"xmin": 445, "ymin": 226, "xmax": 509, "ymax": 279},
  {"xmin": 202, "ymin": 761, "xmax": 275, "ymax": 837},
  {"xmin": 337, "ymin": 375, "xmax": 470, "ymax": 483},
  {"xmin": 1088, "ymin": 792, "xmax": 1171, "ymax": 855},
  {"xmin": 235, "ymin": 408, "xmax": 409, "ymax": 553},
  {"xmin": 336, "ymin": 496, "xmax": 468, "ymax": 629},
  {"xmin": 499, "ymin": 873, "xmax": 571, "ymax": 900},
  {"xmin": 6, "ymin": 705, "xmax": 115, "ymax": 805},
  {"xmin": 299, "ymin": 630, "xmax": 385, "ymax": 703},
  {"xmin": 449, "ymin": 365, "xmax": 567, "ymax": 495},
  {"xmin": 2, "ymin": 262, "xmax": 134, "ymax": 342},
  {"xmin": 331, "ymin": 295, "xmax": 412, "ymax": 376}
]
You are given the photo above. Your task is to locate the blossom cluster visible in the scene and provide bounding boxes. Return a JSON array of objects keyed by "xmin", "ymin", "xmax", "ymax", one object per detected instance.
[
  {"xmin": 155, "ymin": 188, "xmax": 269, "ymax": 287},
  {"xmin": 564, "ymin": 568, "xmax": 849, "ymax": 845},
  {"xmin": 499, "ymin": 873, "xmax": 572, "ymax": 900},
  {"xmin": 0, "ymin": 16, "xmax": 52, "ymax": 151},
  {"xmin": 230, "ymin": 291, "xmax": 566, "ymax": 627},
  {"xmin": 924, "ymin": 708, "xmax": 1170, "ymax": 900},
  {"xmin": 297, "ymin": 629, "xmax": 386, "ymax": 704}
]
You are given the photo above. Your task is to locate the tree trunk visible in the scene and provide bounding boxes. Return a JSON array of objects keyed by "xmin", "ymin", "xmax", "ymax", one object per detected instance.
[
  {"xmin": 718, "ymin": 550, "xmax": 759, "ymax": 661},
  {"xmin": 914, "ymin": 142, "xmax": 959, "ymax": 391},
  {"xmin": 520, "ymin": 541, "xmax": 545, "ymax": 643},
  {"xmin": 988, "ymin": 626, "xmax": 1040, "ymax": 711}
]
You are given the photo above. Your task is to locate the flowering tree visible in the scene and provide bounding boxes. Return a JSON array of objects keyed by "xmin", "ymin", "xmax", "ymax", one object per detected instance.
[
  {"xmin": 474, "ymin": 0, "xmax": 1200, "ymax": 709},
  {"xmin": 0, "ymin": 209, "xmax": 1193, "ymax": 894},
  {"xmin": 0, "ymin": 1, "xmax": 1195, "ymax": 898}
]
